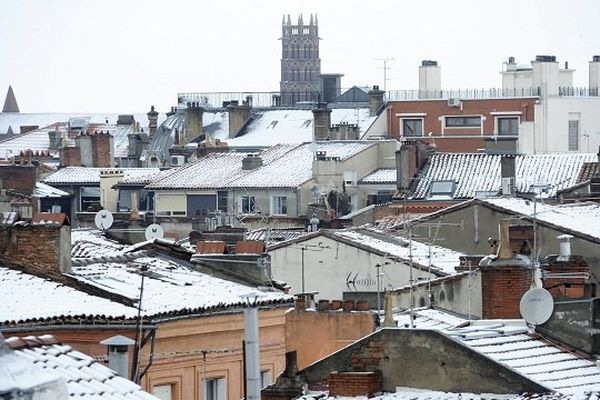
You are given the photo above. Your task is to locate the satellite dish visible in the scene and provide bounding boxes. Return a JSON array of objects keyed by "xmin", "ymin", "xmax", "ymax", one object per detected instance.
[
  {"xmin": 94, "ymin": 210, "xmax": 114, "ymax": 230},
  {"xmin": 145, "ymin": 224, "xmax": 164, "ymax": 241},
  {"xmin": 519, "ymin": 287, "xmax": 554, "ymax": 325}
]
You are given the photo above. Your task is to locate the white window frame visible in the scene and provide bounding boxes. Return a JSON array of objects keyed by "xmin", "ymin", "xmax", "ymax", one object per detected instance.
[
  {"xmin": 428, "ymin": 180, "xmax": 455, "ymax": 199},
  {"xmin": 494, "ymin": 115, "xmax": 520, "ymax": 136},
  {"xmin": 152, "ymin": 384, "xmax": 173, "ymax": 400},
  {"xmin": 261, "ymin": 370, "xmax": 272, "ymax": 389},
  {"xmin": 204, "ymin": 377, "xmax": 226, "ymax": 400},
  {"xmin": 400, "ymin": 117, "xmax": 424, "ymax": 137},
  {"xmin": 568, "ymin": 119, "xmax": 580, "ymax": 151},
  {"xmin": 271, "ymin": 195, "xmax": 288, "ymax": 216}
]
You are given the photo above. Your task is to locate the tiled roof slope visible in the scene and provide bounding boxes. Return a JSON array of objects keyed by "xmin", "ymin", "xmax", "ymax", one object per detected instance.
[
  {"xmin": 43, "ymin": 167, "xmax": 160, "ymax": 185},
  {"xmin": 394, "ymin": 309, "xmax": 600, "ymax": 395},
  {"xmin": 0, "ymin": 266, "xmax": 137, "ymax": 325},
  {"xmin": 482, "ymin": 198, "xmax": 600, "ymax": 241},
  {"xmin": 5, "ymin": 334, "xmax": 159, "ymax": 399},
  {"xmin": 411, "ymin": 153, "xmax": 597, "ymax": 199},
  {"xmin": 360, "ymin": 168, "xmax": 396, "ymax": 184},
  {"xmin": 147, "ymin": 141, "xmax": 376, "ymax": 190},
  {"xmin": 576, "ymin": 162, "xmax": 600, "ymax": 183}
]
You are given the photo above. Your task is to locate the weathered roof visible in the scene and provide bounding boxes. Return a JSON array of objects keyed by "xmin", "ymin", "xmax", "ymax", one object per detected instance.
[
  {"xmin": 360, "ymin": 168, "xmax": 397, "ymax": 184},
  {"xmin": 411, "ymin": 153, "xmax": 597, "ymax": 200},
  {"xmin": 146, "ymin": 141, "xmax": 377, "ymax": 190},
  {"xmin": 5, "ymin": 334, "xmax": 159, "ymax": 399},
  {"xmin": 42, "ymin": 167, "xmax": 160, "ymax": 185},
  {"xmin": 576, "ymin": 162, "xmax": 600, "ymax": 183},
  {"xmin": 33, "ymin": 182, "xmax": 71, "ymax": 198}
]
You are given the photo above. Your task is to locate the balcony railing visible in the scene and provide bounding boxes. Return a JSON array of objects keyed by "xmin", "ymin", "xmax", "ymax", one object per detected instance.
[{"xmin": 386, "ymin": 87, "xmax": 542, "ymax": 101}]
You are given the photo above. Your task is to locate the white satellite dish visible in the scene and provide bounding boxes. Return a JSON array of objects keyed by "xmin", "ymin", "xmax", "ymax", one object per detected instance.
[
  {"xmin": 145, "ymin": 224, "xmax": 164, "ymax": 241},
  {"xmin": 519, "ymin": 287, "xmax": 554, "ymax": 325},
  {"xmin": 94, "ymin": 210, "xmax": 114, "ymax": 230}
]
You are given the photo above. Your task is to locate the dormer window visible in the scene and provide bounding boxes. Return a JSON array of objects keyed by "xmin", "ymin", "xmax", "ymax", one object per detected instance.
[{"xmin": 428, "ymin": 180, "xmax": 455, "ymax": 199}]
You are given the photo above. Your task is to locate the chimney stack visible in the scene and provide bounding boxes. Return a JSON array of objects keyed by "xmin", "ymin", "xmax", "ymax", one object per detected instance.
[
  {"xmin": 418, "ymin": 60, "xmax": 441, "ymax": 99},
  {"xmin": 228, "ymin": 99, "xmax": 252, "ymax": 139},
  {"xmin": 241, "ymin": 154, "xmax": 263, "ymax": 170},
  {"xmin": 532, "ymin": 55, "xmax": 559, "ymax": 97},
  {"xmin": 589, "ymin": 56, "xmax": 600, "ymax": 96},
  {"xmin": 312, "ymin": 103, "xmax": 332, "ymax": 141},
  {"xmin": 147, "ymin": 105, "xmax": 159, "ymax": 136},
  {"xmin": 367, "ymin": 85, "xmax": 385, "ymax": 116},
  {"xmin": 184, "ymin": 102, "xmax": 204, "ymax": 146},
  {"xmin": 100, "ymin": 335, "xmax": 135, "ymax": 379}
]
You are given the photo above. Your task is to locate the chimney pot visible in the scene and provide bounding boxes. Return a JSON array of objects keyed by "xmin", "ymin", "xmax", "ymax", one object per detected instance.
[{"xmin": 557, "ymin": 234, "xmax": 573, "ymax": 261}]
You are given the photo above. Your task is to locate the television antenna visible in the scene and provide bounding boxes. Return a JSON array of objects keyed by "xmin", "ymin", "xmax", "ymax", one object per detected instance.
[
  {"xmin": 94, "ymin": 210, "xmax": 114, "ymax": 230},
  {"xmin": 144, "ymin": 224, "xmax": 164, "ymax": 241},
  {"xmin": 519, "ymin": 287, "xmax": 553, "ymax": 325}
]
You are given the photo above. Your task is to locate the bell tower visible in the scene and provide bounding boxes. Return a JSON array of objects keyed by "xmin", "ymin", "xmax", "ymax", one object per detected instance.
[{"xmin": 280, "ymin": 14, "xmax": 321, "ymax": 106}]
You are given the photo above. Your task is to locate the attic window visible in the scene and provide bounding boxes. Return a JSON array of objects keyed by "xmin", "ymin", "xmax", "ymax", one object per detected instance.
[
  {"xmin": 428, "ymin": 180, "xmax": 455, "ymax": 199},
  {"xmin": 302, "ymin": 119, "xmax": 312, "ymax": 128},
  {"xmin": 268, "ymin": 121, "xmax": 278, "ymax": 129}
]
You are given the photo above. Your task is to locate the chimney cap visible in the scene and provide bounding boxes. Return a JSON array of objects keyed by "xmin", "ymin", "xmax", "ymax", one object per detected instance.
[
  {"xmin": 100, "ymin": 335, "xmax": 135, "ymax": 346},
  {"xmin": 535, "ymin": 55, "xmax": 557, "ymax": 63},
  {"xmin": 593, "ymin": 55, "xmax": 600, "ymax": 62},
  {"xmin": 421, "ymin": 60, "xmax": 438, "ymax": 67}
]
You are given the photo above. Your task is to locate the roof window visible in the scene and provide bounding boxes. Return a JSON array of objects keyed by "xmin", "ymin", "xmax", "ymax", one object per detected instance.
[{"xmin": 428, "ymin": 180, "xmax": 455, "ymax": 199}]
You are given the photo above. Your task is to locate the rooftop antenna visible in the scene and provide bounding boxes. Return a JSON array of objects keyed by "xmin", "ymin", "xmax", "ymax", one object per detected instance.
[{"xmin": 374, "ymin": 58, "xmax": 394, "ymax": 93}]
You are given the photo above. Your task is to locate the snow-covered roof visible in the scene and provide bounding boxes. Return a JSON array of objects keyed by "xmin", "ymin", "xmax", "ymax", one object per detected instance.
[
  {"xmin": 0, "ymin": 266, "xmax": 137, "ymax": 325},
  {"xmin": 0, "ymin": 125, "xmax": 59, "ymax": 159},
  {"xmin": 330, "ymin": 229, "xmax": 463, "ymax": 275},
  {"xmin": 67, "ymin": 255, "xmax": 291, "ymax": 317},
  {"xmin": 33, "ymin": 182, "xmax": 70, "ymax": 198},
  {"xmin": 71, "ymin": 229, "xmax": 129, "ymax": 259},
  {"xmin": 147, "ymin": 141, "xmax": 377, "ymax": 190},
  {"xmin": 481, "ymin": 198, "xmax": 600, "ymax": 241},
  {"xmin": 392, "ymin": 307, "xmax": 467, "ymax": 330},
  {"xmin": 42, "ymin": 167, "xmax": 160, "ymax": 185},
  {"xmin": 448, "ymin": 320, "xmax": 600, "ymax": 395},
  {"xmin": 0, "ymin": 112, "xmax": 166, "ymax": 136},
  {"xmin": 5, "ymin": 334, "xmax": 159, "ymax": 399},
  {"xmin": 411, "ymin": 153, "xmax": 597, "ymax": 200},
  {"xmin": 360, "ymin": 168, "xmax": 397, "ymax": 184},
  {"xmin": 226, "ymin": 108, "xmax": 376, "ymax": 147}
]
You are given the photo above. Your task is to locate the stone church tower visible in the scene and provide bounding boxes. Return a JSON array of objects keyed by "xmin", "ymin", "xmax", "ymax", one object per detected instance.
[{"xmin": 280, "ymin": 14, "xmax": 321, "ymax": 105}]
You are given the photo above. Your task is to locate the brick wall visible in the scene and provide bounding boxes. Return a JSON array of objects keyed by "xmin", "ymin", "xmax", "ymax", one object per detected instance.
[
  {"xmin": 481, "ymin": 263, "xmax": 531, "ymax": 319},
  {"xmin": 542, "ymin": 255, "xmax": 591, "ymax": 299},
  {"xmin": 0, "ymin": 165, "xmax": 38, "ymax": 195},
  {"xmin": 328, "ymin": 371, "xmax": 382, "ymax": 397},
  {"xmin": 61, "ymin": 147, "xmax": 82, "ymax": 167},
  {"xmin": 91, "ymin": 132, "xmax": 112, "ymax": 167},
  {"xmin": 0, "ymin": 224, "xmax": 71, "ymax": 276}
]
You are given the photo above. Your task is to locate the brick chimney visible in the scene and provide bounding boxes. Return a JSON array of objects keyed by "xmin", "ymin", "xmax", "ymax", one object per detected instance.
[
  {"xmin": 60, "ymin": 146, "xmax": 82, "ymax": 167},
  {"xmin": 228, "ymin": 99, "xmax": 252, "ymax": 139},
  {"xmin": 479, "ymin": 220, "xmax": 532, "ymax": 319},
  {"xmin": 312, "ymin": 103, "xmax": 331, "ymax": 141},
  {"xmin": 0, "ymin": 164, "xmax": 38, "ymax": 195},
  {"xmin": 367, "ymin": 85, "xmax": 385, "ymax": 116},
  {"xmin": 184, "ymin": 102, "xmax": 203, "ymax": 145},
  {"xmin": 91, "ymin": 131, "xmax": 114, "ymax": 167},
  {"xmin": 395, "ymin": 140, "xmax": 433, "ymax": 192},
  {"xmin": 0, "ymin": 214, "xmax": 71, "ymax": 276}
]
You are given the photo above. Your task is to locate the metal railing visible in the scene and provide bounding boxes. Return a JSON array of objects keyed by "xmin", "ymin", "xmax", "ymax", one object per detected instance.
[{"xmin": 386, "ymin": 87, "xmax": 542, "ymax": 101}]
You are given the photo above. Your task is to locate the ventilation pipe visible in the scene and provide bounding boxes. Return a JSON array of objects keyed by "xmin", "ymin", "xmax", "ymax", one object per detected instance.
[
  {"xmin": 100, "ymin": 335, "xmax": 135, "ymax": 378},
  {"xmin": 557, "ymin": 234, "xmax": 573, "ymax": 261},
  {"xmin": 243, "ymin": 299, "xmax": 261, "ymax": 400}
]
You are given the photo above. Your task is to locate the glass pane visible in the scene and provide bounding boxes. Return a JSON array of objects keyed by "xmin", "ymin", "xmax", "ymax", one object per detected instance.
[
  {"xmin": 403, "ymin": 119, "xmax": 422, "ymax": 137},
  {"xmin": 430, "ymin": 181, "xmax": 454, "ymax": 195}
]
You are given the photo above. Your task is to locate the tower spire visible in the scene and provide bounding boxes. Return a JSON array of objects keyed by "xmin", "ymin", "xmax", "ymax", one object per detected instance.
[
  {"xmin": 310, "ymin": 14, "xmax": 314, "ymax": 25},
  {"xmin": 287, "ymin": 14, "xmax": 291, "ymax": 25},
  {"xmin": 298, "ymin": 14, "xmax": 303, "ymax": 25},
  {"xmin": 315, "ymin": 14, "xmax": 318, "ymax": 25},
  {"xmin": 2, "ymin": 85, "xmax": 19, "ymax": 113}
]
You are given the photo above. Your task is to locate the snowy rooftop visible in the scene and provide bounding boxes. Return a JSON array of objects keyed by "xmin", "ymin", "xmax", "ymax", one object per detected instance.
[
  {"xmin": 0, "ymin": 266, "xmax": 137, "ymax": 325},
  {"xmin": 390, "ymin": 308, "xmax": 600, "ymax": 396},
  {"xmin": 33, "ymin": 182, "xmax": 70, "ymax": 198},
  {"xmin": 360, "ymin": 168, "xmax": 397, "ymax": 184},
  {"xmin": 5, "ymin": 334, "xmax": 158, "ymax": 399},
  {"xmin": 481, "ymin": 198, "xmax": 600, "ymax": 242},
  {"xmin": 67, "ymin": 255, "xmax": 292, "ymax": 317},
  {"xmin": 42, "ymin": 167, "xmax": 160, "ymax": 185},
  {"xmin": 411, "ymin": 153, "xmax": 597, "ymax": 200},
  {"xmin": 71, "ymin": 229, "xmax": 129, "ymax": 259},
  {"xmin": 147, "ymin": 141, "xmax": 377, "ymax": 190}
]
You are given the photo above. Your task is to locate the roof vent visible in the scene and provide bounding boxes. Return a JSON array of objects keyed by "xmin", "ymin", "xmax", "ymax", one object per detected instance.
[
  {"xmin": 242, "ymin": 154, "xmax": 263, "ymax": 170},
  {"xmin": 421, "ymin": 60, "xmax": 438, "ymax": 67},
  {"xmin": 557, "ymin": 234, "xmax": 573, "ymax": 261},
  {"xmin": 593, "ymin": 55, "xmax": 600, "ymax": 62},
  {"xmin": 535, "ymin": 55, "xmax": 556, "ymax": 63}
]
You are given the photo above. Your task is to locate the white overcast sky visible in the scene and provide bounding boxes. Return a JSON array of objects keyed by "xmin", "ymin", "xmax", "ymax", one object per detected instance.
[{"xmin": 1, "ymin": 0, "xmax": 599, "ymax": 113}]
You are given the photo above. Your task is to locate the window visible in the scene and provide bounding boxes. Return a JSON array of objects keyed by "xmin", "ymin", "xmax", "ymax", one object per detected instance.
[
  {"xmin": 205, "ymin": 377, "xmax": 226, "ymax": 400},
  {"xmin": 343, "ymin": 171, "xmax": 357, "ymax": 187},
  {"xmin": 402, "ymin": 119, "xmax": 423, "ymax": 137},
  {"xmin": 241, "ymin": 196, "xmax": 257, "ymax": 214},
  {"xmin": 261, "ymin": 371, "xmax": 272, "ymax": 388},
  {"xmin": 497, "ymin": 117, "xmax": 519, "ymax": 135},
  {"xmin": 152, "ymin": 384, "xmax": 172, "ymax": 400},
  {"xmin": 80, "ymin": 186, "xmax": 100, "ymax": 211},
  {"xmin": 272, "ymin": 196, "xmax": 288, "ymax": 215},
  {"xmin": 445, "ymin": 116, "xmax": 482, "ymax": 128},
  {"xmin": 568, "ymin": 120, "xmax": 579, "ymax": 151},
  {"xmin": 429, "ymin": 180, "xmax": 455, "ymax": 199}
]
